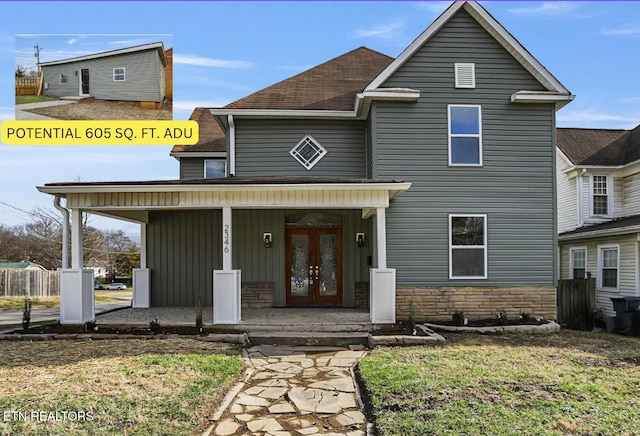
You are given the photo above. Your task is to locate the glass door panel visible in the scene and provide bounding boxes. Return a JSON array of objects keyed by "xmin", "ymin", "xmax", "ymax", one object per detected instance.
[
  {"xmin": 290, "ymin": 234, "xmax": 309, "ymax": 297},
  {"xmin": 319, "ymin": 234, "xmax": 337, "ymax": 296}
]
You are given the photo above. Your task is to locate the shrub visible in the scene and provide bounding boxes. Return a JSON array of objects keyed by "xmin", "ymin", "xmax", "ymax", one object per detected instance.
[
  {"xmin": 22, "ymin": 297, "xmax": 32, "ymax": 331},
  {"xmin": 452, "ymin": 310, "xmax": 465, "ymax": 326},
  {"xmin": 149, "ymin": 318, "xmax": 161, "ymax": 333}
]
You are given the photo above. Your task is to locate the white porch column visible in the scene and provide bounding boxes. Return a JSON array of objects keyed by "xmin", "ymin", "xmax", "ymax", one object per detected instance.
[
  {"xmin": 133, "ymin": 223, "xmax": 150, "ymax": 308},
  {"xmin": 214, "ymin": 206, "xmax": 241, "ymax": 324},
  {"xmin": 60, "ymin": 209, "xmax": 94, "ymax": 324},
  {"xmin": 370, "ymin": 206, "xmax": 396, "ymax": 324}
]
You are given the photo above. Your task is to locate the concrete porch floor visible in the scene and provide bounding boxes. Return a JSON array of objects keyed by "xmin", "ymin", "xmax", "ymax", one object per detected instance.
[{"xmin": 96, "ymin": 307, "xmax": 375, "ymax": 332}]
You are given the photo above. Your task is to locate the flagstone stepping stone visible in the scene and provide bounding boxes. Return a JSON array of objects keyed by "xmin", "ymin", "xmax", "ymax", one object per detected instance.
[
  {"xmin": 213, "ymin": 419, "xmax": 240, "ymax": 436},
  {"xmin": 309, "ymin": 376, "xmax": 355, "ymax": 393},
  {"xmin": 235, "ymin": 395, "xmax": 271, "ymax": 407},
  {"xmin": 246, "ymin": 417, "xmax": 283, "ymax": 433},
  {"xmin": 268, "ymin": 402, "xmax": 296, "ymax": 414},
  {"xmin": 258, "ymin": 387, "xmax": 288, "ymax": 399}
]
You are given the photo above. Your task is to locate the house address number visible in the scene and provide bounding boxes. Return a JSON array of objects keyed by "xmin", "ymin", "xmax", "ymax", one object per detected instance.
[{"xmin": 223, "ymin": 224, "xmax": 230, "ymax": 253}]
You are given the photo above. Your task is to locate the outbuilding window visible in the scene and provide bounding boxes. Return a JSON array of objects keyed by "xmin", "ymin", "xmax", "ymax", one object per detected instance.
[
  {"xmin": 59, "ymin": 73, "xmax": 68, "ymax": 84},
  {"xmin": 113, "ymin": 67, "xmax": 125, "ymax": 82}
]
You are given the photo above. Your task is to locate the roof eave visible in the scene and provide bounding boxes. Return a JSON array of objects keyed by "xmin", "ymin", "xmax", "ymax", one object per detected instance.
[
  {"xmin": 559, "ymin": 224, "xmax": 640, "ymax": 241},
  {"xmin": 208, "ymin": 109, "xmax": 356, "ymax": 120},
  {"xmin": 511, "ymin": 91, "xmax": 575, "ymax": 110},
  {"xmin": 38, "ymin": 42, "xmax": 167, "ymax": 67}
]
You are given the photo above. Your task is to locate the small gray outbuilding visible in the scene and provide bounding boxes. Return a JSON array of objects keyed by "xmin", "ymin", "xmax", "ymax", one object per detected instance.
[{"xmin": 38, "ymin": 42, "xmax": 168, "ymax": 107}]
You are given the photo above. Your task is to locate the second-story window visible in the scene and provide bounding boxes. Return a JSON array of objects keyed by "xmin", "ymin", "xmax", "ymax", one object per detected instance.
[
  {"xmin": 204, "ymin": 160, "xmax": 226, "ymax": 178},
  {"xmin": 448, "ymin": 105, "xmax": 482, "ymax": 166},
  {"xmin": 591, "ymin": 175, "xmax": 610, "ymax": 216}
]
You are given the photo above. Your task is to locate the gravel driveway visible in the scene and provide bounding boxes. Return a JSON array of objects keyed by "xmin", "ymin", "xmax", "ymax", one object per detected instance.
[{"xmin": 22, "ymin": 99, "xmax": 172, "ymax": 120}]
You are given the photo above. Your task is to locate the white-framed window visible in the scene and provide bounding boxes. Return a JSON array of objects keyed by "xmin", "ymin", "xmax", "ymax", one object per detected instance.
[
  {"xmin": 448, "ymin": 105, "xmax": 482, "ymax": 166},
  {"xmin": 289, "ymin": 135, "xmax": 327, "ymax": 170},
  {"xmin": 204, "ymin": 160, "xmax": 226, "ymax": 178},
  {"xmin": 113, "ymin": 67, "xmax": 125, "ymax": 82},
  {"xmin": 449, "ymin": 214, "xmax": 487, "ymax": 279},
  {"xmin": 569, "ymin": 247, "xmax": 587, "ymax": 279},
  {"xmin": 590, "ymin": 174, "xmax": 612, "ymax": 217},
  {"xmin": 597, "ymin": 244, "xmax": 619, "ymax": 289},
  {"xmin": 59, "ymin": 73, "xmax": 68, "ymax": 84},
  {"xmin": 454, "ymin": 63, "xmax": 475, "ymax": 88}
]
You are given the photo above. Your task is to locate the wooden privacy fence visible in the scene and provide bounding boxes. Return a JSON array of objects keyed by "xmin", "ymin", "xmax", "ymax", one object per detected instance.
[
  {"xmin": 0, "ymin": 269, "xmax": 60, "ymax": 297},
  {"xmin": 557, "ymin": 275, "xmax": 596, "ymax": 330},
  {"xmin": 15, "ymin": 74, "xmax": 43, "ymax": 96}
]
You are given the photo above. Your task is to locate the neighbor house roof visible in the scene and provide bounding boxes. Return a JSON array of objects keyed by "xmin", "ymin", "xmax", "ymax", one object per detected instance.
[
  {"xmin": 557, "ymin": 126, "xmax": 639, "ymax": 166},
  {"xmin": 171, "ymin": 107, "xmax": 226, "ymax": 156},
  {"xmin": 38, "ymin": 42, "xmax": 168, "ymax": 68},
  {"xmin": 559, "ymin": 213, "xmax": 640, "ymax": 239},
  {"xmin": 226, "ymin": 47, "xmax": 393, "ymax": 111},
  {"xmin": 0, "ymin": 261, "xmax": 46, "ymax": 270}
]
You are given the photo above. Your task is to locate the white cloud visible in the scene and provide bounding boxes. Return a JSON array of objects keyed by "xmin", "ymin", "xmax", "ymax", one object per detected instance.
[
  {"xmin": 507, "ymin": 2, "xmax": 581, "ymax": 16},
  {"xmin": 414, "ymin": 2, "xmax": 451, "ymax": 15},
  {"xmin": 67, "ymin": 38, "xmax": 77, "ymax": 45},
  {"xmin": 354, "ymin": 21, "xmax": 403, "ymax": 39},
  {"xmin": 173, "ymin": 100, "xmax": 228, "ymax": 111},
  {"xmin": 173, "ymin": 54, "xmax": 252, "ymax": 69},
  {"xmin": 557, "ymin": 109, "xmax": 640, "ymax": 128},
  {"xmin": 601, "ymin": 24, "xmax": 640, "ymax": 36}
]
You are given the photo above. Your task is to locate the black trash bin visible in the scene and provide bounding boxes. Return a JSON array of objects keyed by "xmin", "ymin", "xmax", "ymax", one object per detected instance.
[{"xmin": 610, "ymin": 297, "xmax": 640, "ymax": 333}]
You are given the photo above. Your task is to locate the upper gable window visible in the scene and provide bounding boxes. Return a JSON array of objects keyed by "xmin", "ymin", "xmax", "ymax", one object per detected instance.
[
  {"xmin": 290, "ymin": 135, "xmax": 327, "ymax": 170},
  {"xmin": 113, "ymin": 67, "xmax": 125, "ymax": 82},
  {"xmin": 455, "ymin": 63, "xmax": 475, "ymax": 88},
  {"xmin": 448, "ymin": 105, "xmax": 482, "ymax": 166},
  {"xmin": 591, "ymin": 174, "xmax": 612, "ymax": 217}
]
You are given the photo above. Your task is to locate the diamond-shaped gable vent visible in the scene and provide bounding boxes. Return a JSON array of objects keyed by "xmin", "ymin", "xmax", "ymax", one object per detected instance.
[
  {"xmin": 455, "ymin": 63, "xmax": 475, "ymax": 88},
  {"xmin": 290, "ymin": 135, "xmax": 327, "ymax": 170}
]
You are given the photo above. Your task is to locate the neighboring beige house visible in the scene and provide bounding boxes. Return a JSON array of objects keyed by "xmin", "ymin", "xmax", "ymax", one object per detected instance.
[{"xmin": 557, "ymin": 125, "xmax": 640, "ymax": 316}]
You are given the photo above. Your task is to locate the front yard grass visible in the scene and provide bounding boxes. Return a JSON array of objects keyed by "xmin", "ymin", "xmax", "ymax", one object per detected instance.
[
  {"xmin": 358, "ymin": 330, "xmax": 640, "ymax": 436},
  {"xmin": 0, "ymin": 339, "xmax": 243, "ymax": 435},
  {"xmin": 15, "ymin": 95, "xmax": 58, "ymax": 105},
  {"xmin": 0, "ymin": 291, "xmax": 131, "ymax": 310}
]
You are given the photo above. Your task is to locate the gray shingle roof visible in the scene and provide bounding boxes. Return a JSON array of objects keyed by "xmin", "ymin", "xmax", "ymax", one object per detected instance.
[{"xmin": 557, "ymin": 126, "xmax": 640, "ymax": 166}]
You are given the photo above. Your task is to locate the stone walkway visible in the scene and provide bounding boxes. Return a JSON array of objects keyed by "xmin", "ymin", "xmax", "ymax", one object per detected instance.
[{"xmin": 205, "ymin": 346, "xmax": 369, "ymax": 436}]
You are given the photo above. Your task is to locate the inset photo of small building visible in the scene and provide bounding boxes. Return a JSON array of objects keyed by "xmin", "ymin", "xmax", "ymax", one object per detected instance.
[{"xmin": 15, "ymin": 34, "xmax": 172, "ymax": 120}]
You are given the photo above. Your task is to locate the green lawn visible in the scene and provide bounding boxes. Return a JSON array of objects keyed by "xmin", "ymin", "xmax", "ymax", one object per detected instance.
[
  {"xmin": 0, "ymin": 339, "xmax": 243, "ymax": 435},
  {"xmin": 359, "ymin": 330, "xmax": 640, "ymax": 436},
  {"xmin": 0, "ymin": 292, "xmax": 130, "ymax": 310},
  {"xmin": 15, "ymin": 95, "xmax": 58, "ymax": 105}
]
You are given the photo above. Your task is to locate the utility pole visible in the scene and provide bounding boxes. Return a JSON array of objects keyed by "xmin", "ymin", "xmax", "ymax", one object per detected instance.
[{"xmin": 34, "ymin": 44, "xmax": 42, "ymax": 72}]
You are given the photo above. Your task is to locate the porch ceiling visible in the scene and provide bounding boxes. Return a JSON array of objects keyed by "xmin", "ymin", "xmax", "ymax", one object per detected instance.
[{"xmin": 38, "ymin": 177, "xmax": 411, "ymax": 222}]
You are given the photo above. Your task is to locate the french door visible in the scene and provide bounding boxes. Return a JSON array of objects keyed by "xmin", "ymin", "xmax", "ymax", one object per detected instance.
[{"xmin": 286, "ymin": 227, "xmax": 342, "ymax": 305}]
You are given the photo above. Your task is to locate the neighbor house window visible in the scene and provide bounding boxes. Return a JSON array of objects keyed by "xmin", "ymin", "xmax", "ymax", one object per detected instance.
[
  {"xmin": 598, "ymin": 245, "xmax": 619, "ymax": 289},
  {"xmin": 113, "ymin": 67, "xmax": 125, "ymax": 81},
  {"xmin": 449, "ymin": 214, "xmax": 487, "ymax": 279},
  {"xmin": 448, "ymin": 105, "xmax": 482, "ymax": 165},
  {"xmin": 591, "ymin": 175, "xmax": 611, "ymax": 216},
  {"xmin": 569, "ymin": 247, "xmax": 587, "ymax": 279},
  {"xmin": 59, "ymin": 73, "xmax": 68, "ymax": 84},
  {"xmin": 204, "ymin": 160, "xmax": 226, "ymax": 178},
  {"xmin": 289, "ymin": 135, "xmax": 327, "ymax": 170}
]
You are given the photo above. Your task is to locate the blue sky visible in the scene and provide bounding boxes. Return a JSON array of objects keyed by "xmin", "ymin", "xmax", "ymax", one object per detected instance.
[{"xmin": 1, "ymin": 1, "xmax": 639, "ymax": 237}]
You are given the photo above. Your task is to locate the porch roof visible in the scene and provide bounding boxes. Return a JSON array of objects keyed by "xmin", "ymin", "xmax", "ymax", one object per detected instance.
[
  {"xmin": 559, "ymin": 214, "xmax": 640, "ymax": 241},
  {"xmin": 38, "ymin": 176, "xmax": 411, "ymax": 223}
]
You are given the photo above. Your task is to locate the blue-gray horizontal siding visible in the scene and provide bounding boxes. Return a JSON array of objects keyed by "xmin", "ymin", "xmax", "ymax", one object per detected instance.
[
  {"xmin": 42, "ymin": 49, "xmax": 164, "ymax": 102},
  {"xmin": 377, "ymin": 9, "xmax": 556, "ymax": 287},
  {"xmin": 234, "ymin": 119, "xmax": 366, "ymax": 178},
  {"xmin": 147, "ymin": 210, "xmax": 221, "ymax": 307},
  {"xmin": 180, "ymin": 157, "xmax": 205, "ymax": 179}
]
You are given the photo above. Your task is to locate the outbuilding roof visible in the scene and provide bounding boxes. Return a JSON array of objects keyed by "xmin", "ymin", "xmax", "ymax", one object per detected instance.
[{"xmin": 38, "ymin": 42, "xmax": 168, "ymax": 68}]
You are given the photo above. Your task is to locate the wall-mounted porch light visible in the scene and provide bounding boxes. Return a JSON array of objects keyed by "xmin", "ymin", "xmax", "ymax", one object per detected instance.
[
  {"xmin": 356, "ymin": 233, "xmax": 365, "ymax": 248},
  {"xmin": 263, "ymin": 233, "xmax": 272, "ymax": 248}
]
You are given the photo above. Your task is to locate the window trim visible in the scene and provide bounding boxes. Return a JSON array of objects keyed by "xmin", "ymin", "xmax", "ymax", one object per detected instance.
[
  {"xmin": 59, "ymin": 73, "xmax": 68, "ymax": 84},
  {"xmin": 448, "ymin": 104, "xmax": 482, "ymax": 166},
  {"xmin": 203, "ymin": 159, "xmax": 227, "ymax": 179},
  {"xmin": 289, "ymin": 134, "xmax": 327, "ymax": 170},
  {"xmin": 597, "ymin": 244, "xmax": 620, "ymax": 290},
  {"xmin": 569, "ymin": 247, "xmax": 587, "ymax": 279},
  {"xmin": 449, "ymin": 214, "xmax": 488, "ymax": 280},
  {"xmin": 113, "ymin": 67, "xmax": 126, "ymax": 82},
  {"xmin": 590, "ymin": 174, "xmax": 613, "ymax": 218}
]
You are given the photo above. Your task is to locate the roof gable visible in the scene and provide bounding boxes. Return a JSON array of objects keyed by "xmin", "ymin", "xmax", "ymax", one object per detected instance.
[
  {"xmin": 38, "ymin": 42, "xmax": 168, "ymax": 68},
  {"xmin": 366, "ymin": 2, "xmax": 571, "ymax": 100},
  {"xmin": 171, "ymin": 107, "xmax": 226, "ymax": 155},
  {"xmin": 225, "ymin": 47, "xmax": 393, "ymax": 111}
]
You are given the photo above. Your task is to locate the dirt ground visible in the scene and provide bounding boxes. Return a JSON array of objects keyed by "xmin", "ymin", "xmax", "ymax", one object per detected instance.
[{"xmin": 25, "ymin": 98, "xmax": 172, "ymax": 120}]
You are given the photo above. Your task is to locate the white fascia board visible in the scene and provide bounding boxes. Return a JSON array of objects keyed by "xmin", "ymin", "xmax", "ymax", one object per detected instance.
[
  {"xmin": 354, "ymin": 88, "xmax": 421, "ymax": 118},
  {"xmin": 571, "ymin": 162, "xmax": 640, "ymax": 179},
  {"xmin": 37, "ymin": 182, "xmax": 413, "ymax": 196},
  {"xmin": 39, "ymin": 42, "xmax": 165, "ymax": 67},
  {"xmin": 170, "ymin": 152, "xmax": 226, "ymax": 159},
  {"xmin": 559, "ymin": 225, "xmax": 640, "ymax": 241},
  {"xmin": 511, "ymin": 91, "xmax": 575, "ymax": 109},
  {"xmin": 208, "ymin": 109, "xmax": 355, "ymax": 120}
]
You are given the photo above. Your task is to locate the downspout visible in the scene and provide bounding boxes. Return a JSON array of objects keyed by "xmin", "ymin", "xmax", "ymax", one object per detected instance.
[
  {"xmin": 53, "ymin": 195, "xmax": 70, "ymax": 269},
  {"xmin": 228, "ymin": 114, "xmax": 236, "ymax": 176}
]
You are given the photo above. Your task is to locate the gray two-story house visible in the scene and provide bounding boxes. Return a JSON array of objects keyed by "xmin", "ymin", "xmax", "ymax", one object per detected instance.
[{"xmin": 39, "ymin": 2, "xmax": 573, "ymax": 325}]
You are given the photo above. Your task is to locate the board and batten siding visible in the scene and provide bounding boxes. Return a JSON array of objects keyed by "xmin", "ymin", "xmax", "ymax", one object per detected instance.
[
  {"xmin": 373, "ymin": 8, "xmax": 557, "ymax": 288},
  {"xmin": 234, "ymin": 119, "xmax": 366, "ymax": 178},
  {"xmin": 557, "ymin": 150, "xmax": 578, "ymax": 233},
  {"xmin": 146, "ymin": 209, "xmax": 370, "ymax": 307},
  {"xmin": 42, "ymin": 49, "xmax": 164, "ymax": 102},
  {"xmin": 623, "ymin": 173, "xmax": 640, "ymax": 217},
  {"xmin": 560, "ymin": 234, "xmax": 639, "ymax": 317}
]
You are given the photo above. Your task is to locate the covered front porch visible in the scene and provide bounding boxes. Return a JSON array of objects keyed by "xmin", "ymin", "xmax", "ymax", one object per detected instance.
[{"xmin": 37, "ymin": 177, "xmax": 410, "ymax": 326}]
